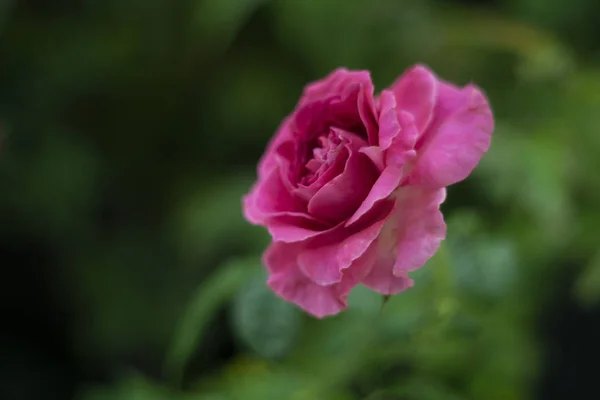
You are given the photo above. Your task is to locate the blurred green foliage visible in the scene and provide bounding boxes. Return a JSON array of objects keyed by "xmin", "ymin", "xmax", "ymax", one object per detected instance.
[{"xmin": 1, "ymin": 0, "xmax": 600, "ymax": 399}]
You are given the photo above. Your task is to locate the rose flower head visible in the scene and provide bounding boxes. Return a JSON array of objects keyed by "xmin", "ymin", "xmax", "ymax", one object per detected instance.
[{"xmin": 243, "ymin": 65, "xmax": 494, "ymax": 318}]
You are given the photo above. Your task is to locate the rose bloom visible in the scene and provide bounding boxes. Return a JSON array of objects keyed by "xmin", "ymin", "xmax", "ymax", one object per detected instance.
[{"xmin": 243, "ymin": 65, "xmax": 493, "ymax": 318}]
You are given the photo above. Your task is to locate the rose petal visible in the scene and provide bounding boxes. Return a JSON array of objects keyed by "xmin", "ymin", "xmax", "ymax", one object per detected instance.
[
  {"xmin": 242, "ymin": 168, "xmax": 302, "ymax": 225},
  {"xmin": 265, "ymin": 233, "xmax": 380, "ymax": 318},
  {"xmin": 389, "ymin": 64, "xmax": 437, "ymax": 134},
  {"xmin": 257, "ymin": 117, "xmax": 294, "ymax": 180},
  {"xmin": 297, "ymin": 68, "xmax": 377, "ymax": 144},
  {"xmin": 244, "ymin": 168, "xmax": 330, "ymax": 241},
  {"xmin": 345, "ymin": 109, "xmax": 420, "ymax": 227},
  {"xmin": 266, "ymin": 242, "xmax": 346, "ymax": 318},
  {"xmin": 298, "ymin": 201, "xmax": 393, "ymax": 285},
  {"xmin": 409, "ymin": 83, "xmax": 494, "ymax": 188},
  {"xmin": 266, "ymin": 213, "xmax": 329, "ymax": 243},
  {"xmin": 362, "ymin": 257, "xmax": 414, "ymax": 295},
  {"xmin": 359, "ymin": 146, "xmax": 384, "ymax": 171},
  {"xmin": 391, "ymin": 187, "xmax": 447, "ymax": 274},
  {"xmin": 345, "ymin": 166, "xmax": 402, "ymax": 227},
  {"xmin": 378, "ymin": 90, "xmax": 401, "ymax": 150},
  {"xmin": 357, "ymin": 83, "xmax": 379, "ymax": 145},
  {"xmin": 308, "ymin": 148, "xmax": 379, "ymax": 224},
  {"xmin": 361, "ymin": 187, "xmax": 446, "ymax": 294},
  {"xmin": 299, "ymin": 68, "xmax": 364, "ymax": 106},
  {"xmin": 385, "ymin": 110, "xmax": 419, "ymax": 168},
  {"xmin": 293, "ymin": 145, "xmax": 349, "ymax": 202}
]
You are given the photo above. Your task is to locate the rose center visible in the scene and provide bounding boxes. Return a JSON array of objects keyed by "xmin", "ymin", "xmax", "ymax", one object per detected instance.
[{"xmin": 300, "ymin": 131, "xmax": 343, "ymax": 186}]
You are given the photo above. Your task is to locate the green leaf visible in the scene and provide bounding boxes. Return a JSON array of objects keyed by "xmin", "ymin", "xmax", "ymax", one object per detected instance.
[
  {"xmin": 164, "ymin": 257, "xmax": 261, "ymax": 386},
  {"xmin": 232, "ymin": 272, "xmax": 301, "ymax": 360}
]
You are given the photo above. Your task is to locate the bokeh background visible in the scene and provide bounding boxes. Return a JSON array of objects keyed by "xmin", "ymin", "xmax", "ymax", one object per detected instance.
[{"xmin": 1, "ymin": 0, "xmax": 599, "ymax": 399}]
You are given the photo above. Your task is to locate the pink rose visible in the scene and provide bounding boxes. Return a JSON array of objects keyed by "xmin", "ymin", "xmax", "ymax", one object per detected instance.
[{"xmin": 243, "ymin": 65, "xmax": 493, "ymax": 318}]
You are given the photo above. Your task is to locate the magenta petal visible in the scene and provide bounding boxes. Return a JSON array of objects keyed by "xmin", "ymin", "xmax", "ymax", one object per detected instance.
[
  {"xmin": 266, "ymin": 213, "xmax": 329, "ymax": 243},
  {"xmin": 299, "ymin": 68, "xmax": 371, "ymax": 106},
  {"xmin": 385, "ymin": 110, "xmax": 419, "ymax": 168},
  {"xmin": 243, "ymin": 168, "xmax": 303, "ymax": 224},
  {"xmin": 293, "ymin": 145, "xmax": 349, "ymax": 202},
  {"xmin": 297, "ymin": 68, "xmax": 377, "ymax": 143},
  {"xmin": 257, "ymin": 117, "xmax": 293, "ymax": 180},
  {"xmin": 345, "ymin": 109, "xmax": 422, "ymax": 227},
  {"xmin": 345, "ymin": 166, "xmax": 402, "ymax": 226},
  {"xmin": 377, "ymin": 90, "xmax": 401, "ymax": 150},
  {"xmin": 361, "ymin": 187, "xmax": 446, "ymax": 294},
  {"xmin": 308, "ymin": 150, "xmax": 378, "ymax": 224},
  {"xmin": 265, "ymin": 240, "xmax": 377, "ymax": 318},
  {"xmin": 357, "ymin": 83, "xmax": 379, "ymax": 145},
  {"xmin": 298, "ymin": 202, "xmax": 393, "ymax": 285},
  {"xmin": 389, "ymin": 64, "xmax": 437, "ymax": 134},
  {"xmin": 359, "ymin": 146, "xmax": 384, "ymax": 171},
  {"xmin": 409, "ymin": 83, "xmax": 494, "ymax": 188}
]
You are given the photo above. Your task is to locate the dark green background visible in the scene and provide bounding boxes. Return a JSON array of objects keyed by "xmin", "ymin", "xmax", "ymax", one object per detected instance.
[{"xmin": 1, "ymin": 0, "xmax": 599, "ymax": 399}]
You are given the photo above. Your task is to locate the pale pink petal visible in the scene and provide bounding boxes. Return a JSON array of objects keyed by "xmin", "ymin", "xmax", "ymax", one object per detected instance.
[
  {"xmin": 361, "ymin": 187, "xmax": 446, "ymax": 293},
  {"xmin": 391, "ymin": 187, "xmax": 447, "ymax": 274},
  {"xmin": 409, "ymin": 83, "xmax": 494, "ymax": 188},
  {"xmin": 265, "ymin": 236, "xmax": 379, "ymax": 318},
  {"xmin": 389, "ymin": 64, "xmax": 437, "ymax": 134},
  {"xmin": 298, "ymin": 201, "xmax": 394, "ymax": 285},
  {"xmin": 362, "ymin": 256, "xmax": 414, "ymax": 295},
  {"xmin": 267, "ymin": 266, "xmax": 345, "ymax": 319},
  {"xmin": 308, "ymin": 150, "xmax": 378, "ymax": 224}
]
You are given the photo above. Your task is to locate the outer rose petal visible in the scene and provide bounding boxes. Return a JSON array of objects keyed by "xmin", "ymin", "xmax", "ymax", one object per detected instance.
[
  {"xmin": 361, "ymin": 257, "xmax": 414, "ymax": 296},
  {"xmin": 298, "ymin": 201, "xmax": 393, "ymax": 285},
  {"xmin": 362, "ymin": 187, "xmax": 446, "ymax": 294},
  {"xmin": 242, "ymin": 168, "xmax": 305, "ymax": 225},
  {"xmin": 257, "ymin": 117, "xmax": 293, "ymax": 180},
  {"xmin": 389, "ymin": 65, "xmax": 437, "ymax": 134},
  {"xmin": 391, "ymin": 187, "xmax": 447, "ymax": 274},
  {"xmin": 244, "ymin": 167, "xmax": 330, "ymax": 242},
  {"xmin": 265, "ymin": 236, "xmax": 379, "ymax": 318},
  {"xmin": 299, "ymin": 68, "xmax": 364, "ymax": 106},
  {"xmin": 299, "ymin": 68, "xmax": 378, "ymax": 144},
  {"xmin": 409, "ymin": 83, "xmax": 494, "ymax": 188}
]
